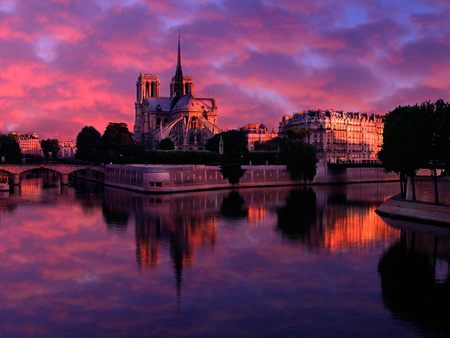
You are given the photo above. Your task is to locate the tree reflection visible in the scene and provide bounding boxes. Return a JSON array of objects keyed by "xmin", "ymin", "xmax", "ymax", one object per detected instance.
[
  {"xmin": 101, "ymin": 203, "xmax": 130, "ymax": 230},
  {"xmin": 220, "ymin": 191, "xmax": 248, "ymax": 219},
  {"xmin": 378, "ymin": 229, "xmax": 450, "ymax": 336},
  {"xmin": 276, "ymin": 188, "xmax": 317, "ymax": 242},
  {"xmin": 72, "ymin": 179, "xmax": 103, "ymax": 213}
]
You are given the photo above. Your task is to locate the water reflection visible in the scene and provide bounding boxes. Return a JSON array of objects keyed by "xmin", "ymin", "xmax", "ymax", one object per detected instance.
[
  {"xmin": 276, "ymin": 188, "xmax": 317, "ymax": 242},
  {"xmin": 2, "ymin": 176, "xmax": 441, "ymax": 337},
  {"xmin": 220, "ymin": 191, "xmax": 248, "ymax": 219},
  {"xmin": 378, "ymin": 219, "xmax": 450, "ymax": 337},
  {"xmin": 275, "ymin": 185, "xmax": 399, "ymax": 252},
  {"xmin": 101, "ymin": 188, "xmax": 218, "ymax": 296}
]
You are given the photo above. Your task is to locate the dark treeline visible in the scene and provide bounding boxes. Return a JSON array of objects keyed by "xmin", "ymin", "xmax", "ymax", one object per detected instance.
[
  {"xmin": 40, "ymin": 139, "xmax": 59, "ymax": 159},
  {"xmin": 0, "ymin": 134, "xmax": 21, "ymax": 164},
  {"xmin": 379, "ymin": 99, "xmax": 450, "ymax": 202},
  {"xmin": 75, "ymin": 124, "xmax": 319, "ymax": 184}
]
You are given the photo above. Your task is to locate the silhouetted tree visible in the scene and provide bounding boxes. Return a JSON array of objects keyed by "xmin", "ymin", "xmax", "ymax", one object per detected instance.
[
  {"xmin": 284, "ymin": 126, "xmax": 309, "ymax": 141},
  {"xmin": 430, "ymin": 99, "xmax": 450, "ymax": 203},
  {"xmin": 100, "ymin": 122, "xmax": 135, "ymax": 162},
  {"xmin": 379, "ymin": 103, "xmax": 433, "ymax": 200},
  {"xmin": 433, "ymin": 100, "xmax": 450, "ymax": 172},
  {"xmin": 0, "ymin": 135, "xmax": 21, "ymax": 163},
  {"xmin": 207, "ymin": 130, "xmax": 248, "ymax": 184},
  {"xmin": 158, "ymin": 138, "xmax": 175, "ymax": 150},
  {"xmin": 75, "ymin": 126, "xmax": 101, "ymax": 162},
  {"xmin": 220, "ymin": 163, "xmax": 246, "ymax": 184},
  {"xmin": 254, "ymin": 138, "xmax": 279, "ymax": 151},
  {"xmin": 279, "ymin": 138, "xmax": 317, "ymax": 182},
  {"xmin": 40, "ymin": 139, "xmax": 59, "ymax": 159},
  {"xmin": 206, "ymin": 130, "xmax": 249, "ymax": 161}
]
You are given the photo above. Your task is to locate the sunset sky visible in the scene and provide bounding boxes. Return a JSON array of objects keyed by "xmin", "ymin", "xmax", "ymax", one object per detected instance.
[{"xmin": 0, "ymin": 0, "xmax": 449, "ymax": 139}]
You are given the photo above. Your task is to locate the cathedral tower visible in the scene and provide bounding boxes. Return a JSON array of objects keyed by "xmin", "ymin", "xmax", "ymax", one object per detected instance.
[{"xmin": 137, "ymin": 74, "xmax": 160, "ymax": 102}]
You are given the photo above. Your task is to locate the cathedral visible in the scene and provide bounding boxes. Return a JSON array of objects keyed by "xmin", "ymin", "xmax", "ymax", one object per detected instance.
[{"xmin": 133, "ymin": 36, "xmax": 221, "ymax": 150}]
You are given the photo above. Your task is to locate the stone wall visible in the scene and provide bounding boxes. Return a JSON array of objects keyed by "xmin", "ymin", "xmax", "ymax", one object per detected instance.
[
  {"xmin": 102, "ymin": 163, "xmax": 398, "ymax": 193},
  {"xmin": 406, "ymin": 177, "xmax": 450, "ymax": 206}
]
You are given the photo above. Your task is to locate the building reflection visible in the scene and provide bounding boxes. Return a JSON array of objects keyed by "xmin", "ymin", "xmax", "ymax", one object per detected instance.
[
  {"xmin": 2, "ymin": 177, "xmax": 404, "ymax": 303},
  {"xmin": 276, "ymin": 184, "xmax": 399, "ymax": 252},
  {"xmin": 101, "ymin": 188, "xmax": 219, "ymax": 294},
  {"xmin": 378, "ymin": 219, "xmax": 450, "ymax": 337}
]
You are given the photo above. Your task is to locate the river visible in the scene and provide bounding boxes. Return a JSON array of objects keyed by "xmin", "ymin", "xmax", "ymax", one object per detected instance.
[{"xmin": 0, "ymin": 174, "xmax": 448, "ymax": 337}]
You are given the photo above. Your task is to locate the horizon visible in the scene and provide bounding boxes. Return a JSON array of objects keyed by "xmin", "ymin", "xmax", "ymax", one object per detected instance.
[{"xmin": 0, "ymin": 0, "xmax": 449, "ymax": 139}]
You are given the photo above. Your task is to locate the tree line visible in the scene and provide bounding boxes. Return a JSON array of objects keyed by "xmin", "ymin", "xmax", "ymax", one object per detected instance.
[
  {"xmin": 75, "ymin": 123, "xmax": 318, "ymax": 184},
  {"xmin": 379, "ymin": 99, "xmax": 450, "ymax": 202}
]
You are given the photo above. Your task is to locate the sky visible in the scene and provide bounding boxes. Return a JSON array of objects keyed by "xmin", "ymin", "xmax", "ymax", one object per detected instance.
[{"xmin": 0, "ymin": 0, "xmax": 449, "ymax": 139}]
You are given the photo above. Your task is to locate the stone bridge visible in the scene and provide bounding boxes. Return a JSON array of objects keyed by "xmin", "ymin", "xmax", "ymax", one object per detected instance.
[{"xmin": 0, "ymin": 164, "xmax": 104, "ymax": 185}]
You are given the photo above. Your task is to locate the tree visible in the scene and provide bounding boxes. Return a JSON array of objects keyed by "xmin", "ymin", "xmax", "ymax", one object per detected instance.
[
  {"xmin": 278, "ymin": 138, "xmax": 318, "ymax": 182},
  {"xmin": 220, "ymin": 163, "xmax": 246, "ymax": 184},
  {"xmin": 254, "ymin": 137, "xmax": 279, "ymax": 151},
  {"xmin": 40, "ymin": 139, "xmax": 59, "ymax": 159},
  {"xmin": 378, "ymin": 103, "xmax": 433, "ymax": 200},
  {"xmin": 206, "ymin": 130, "xmax": 249, "ymax": 161},
  {"xmin": 207, "ymin": 130, "xmax": 249, "ymax": 184},
  {"xmin": 284, "ymin": 126, "xmax": 309, "ymax": 141},
  {"xmin": 100, "ymin": 122, "xmax": 135, "ymax": 163},
  {"xmin": 158, "ymin": 138, "xmax": 175, "ymax": 150},
  {"xmin": 0, "ymin": 135, "xmax": 21, "ymax": 163},
  {"xmin": 432, "ymin": 100, "xmax": 450, "ymax": 173},
  {"xmin": 76, "ymin": 126, "xmax": 101, "ymax": 162},
  {"xmin": 277, "ymin": 126, "xmax": 318, "ymax": 182},
  {"xmin": 430, "ymin": 100, "xmax": 450, "ymax": 203}
]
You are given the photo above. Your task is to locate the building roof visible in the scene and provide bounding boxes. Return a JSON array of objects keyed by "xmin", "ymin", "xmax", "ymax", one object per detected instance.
[
  {"xmin": 172, "ymin": 95, "xmax": 214, "ymax": 112},
  {"xmin": 145, "ymin": 97, "xmax": 172, "ymax": 112}
]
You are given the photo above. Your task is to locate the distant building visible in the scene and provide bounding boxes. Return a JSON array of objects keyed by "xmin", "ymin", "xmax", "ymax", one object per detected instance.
[
  {"xmin": 134, "ymin": 35, "xmax": 221, "ymax": 150},
  {"xmin": 10, "ymin": 132, "xmax": 42, "ymax": 156},
  {"xmin": 58, "ymin": 140, "xmax": 76, "ymax": 158},
  {"xmin": 279, "ymin": 110, "xmax": 384, "ymax": 164},
  {"xmin": 239, "ymin": 123, "xmax": 278, "ymax": 151}
]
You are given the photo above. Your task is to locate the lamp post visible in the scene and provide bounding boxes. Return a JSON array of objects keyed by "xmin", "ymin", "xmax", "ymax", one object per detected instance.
[{"xmin": 219, "ymin": 135, "xmax": 224, "ymax": 156}]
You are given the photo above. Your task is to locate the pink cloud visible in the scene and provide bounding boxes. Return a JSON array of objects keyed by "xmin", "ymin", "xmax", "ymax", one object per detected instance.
[{"xmin": 0, "ymin": 0, "xmax": 448, "ymax": 138}]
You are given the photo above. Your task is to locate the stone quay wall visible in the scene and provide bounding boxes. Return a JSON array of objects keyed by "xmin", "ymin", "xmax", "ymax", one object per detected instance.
[
  {"xmin": 406, "ymin": 177, "xmax": 450, "ymax": 206},
  {"xmin": 101, "ymin": 162, "xmax": 398, "ymax": 193}
]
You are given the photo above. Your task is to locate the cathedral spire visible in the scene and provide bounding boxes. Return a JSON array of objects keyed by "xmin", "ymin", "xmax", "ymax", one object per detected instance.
[
  {"xmin": 177, "ymin": 31, "xmax": 182, "ymax": 74},
  {"xmin": 173, "ymin": 32, "xmax": 184, "ymax": 99}
]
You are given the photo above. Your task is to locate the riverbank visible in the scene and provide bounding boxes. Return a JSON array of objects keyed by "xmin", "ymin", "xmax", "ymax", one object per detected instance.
[
  {"xmin": 376, "ymin": 196, "xmax": 450, "ymax": 226},
  {"xmin": 94, "ymin": 163, "xmax": 399, "ymax": 193}
]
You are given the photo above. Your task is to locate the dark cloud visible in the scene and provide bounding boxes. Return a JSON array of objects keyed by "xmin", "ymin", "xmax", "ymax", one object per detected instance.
[{"xmin": 0, "ymin": 0, "xmax": 448, "ymax": 138}]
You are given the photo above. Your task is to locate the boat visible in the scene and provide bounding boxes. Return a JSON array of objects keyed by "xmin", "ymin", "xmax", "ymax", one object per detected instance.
[{"xmin": 0, "ymin": 174, "xmax": 9, "ymax": 191}]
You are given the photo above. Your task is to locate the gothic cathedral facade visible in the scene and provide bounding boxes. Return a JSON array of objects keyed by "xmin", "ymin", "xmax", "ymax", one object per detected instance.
[{"xmin": 133, "ymin": 36, "xmax": 221, "ymax": 150}]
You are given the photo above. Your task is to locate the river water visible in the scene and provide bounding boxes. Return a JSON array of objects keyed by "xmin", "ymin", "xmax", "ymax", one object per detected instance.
[{"xmin": 0, "ymin": 174, "xmax": 448, "ymax": 338}]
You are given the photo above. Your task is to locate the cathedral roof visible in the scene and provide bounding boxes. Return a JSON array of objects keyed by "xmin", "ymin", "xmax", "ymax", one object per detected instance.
[
  {"xmin": 171, "ymin": 95, "xmax": 213, "ymax": 112},
  {"xmin": 143, "ymin": 95, "xmax": 215, "ymax": 114},
  {"xmin": 145, "ymin": 97, "xmax": 172, "ymax": 112}
]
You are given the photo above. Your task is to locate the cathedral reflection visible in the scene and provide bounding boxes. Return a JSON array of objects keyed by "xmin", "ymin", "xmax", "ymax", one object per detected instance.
[
  {"xmin": 101, "ymin": 188, "xmax": 219, "ymax": 294},
  {"xmin": 378, "ymin": 221, "xmax": 450, "ymax": 337}
]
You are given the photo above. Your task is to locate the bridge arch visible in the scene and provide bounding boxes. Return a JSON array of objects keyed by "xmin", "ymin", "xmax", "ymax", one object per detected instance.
[{"xmin": 0, "ymin": 164, "xmax": 105, "ymax": 186}]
